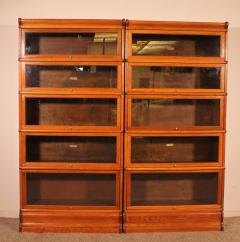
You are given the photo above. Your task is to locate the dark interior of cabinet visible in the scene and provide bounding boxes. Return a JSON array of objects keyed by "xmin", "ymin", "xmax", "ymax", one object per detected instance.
[
  {"xmin": 26, "ymin": 98, "xmax": 117, "ymax": 126},
  {"xmin": 26, "ymin": 136, "xmax": 117, "ymax": 163},
  {"xmin": 131, "ymin": 136, "xmax": 219, "ymax": 163},
  {"xmin": 25, "ymin": 65, "xmax": 117, "ymax": 88},
  {"xmin": 132, "ymin": 66, "xmax": 221, "ymax": 89},
  {"xmin": 132, "ymin": 99, "xmax": 220, "ymax": 127},
  {"xmin": 131, "ymin": 173, "xmax": 218, "ymax": 206},
  {"xmin": 132, "ymin": 34, "xmax": 220, "ymax": 57},
  {"xmin": 26, "ymin": 173, "xmax": 116, "ymax": 206},
  {"xmin": 25, "ymin": 32, "xmax": 118, "ymax": 55}
]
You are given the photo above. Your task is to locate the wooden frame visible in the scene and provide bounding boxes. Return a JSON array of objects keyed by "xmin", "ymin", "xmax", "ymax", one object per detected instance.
[
  {"xmin": 126, "ymin": 94, "xmax": 225, "ymax": 131},
  {"xmin": 125, "ymin": 132, "xmax": 225, "ymax": 168},
  {"xmin": 20, "ymin": 61, "xmax": 123, "ymax": 94},
  {"xmin": 20, "ymin": 93, "xmax": 123, "ymax": 132},
  {"xmin": 20, "ymin": 132, "xmax": 123, "ymax": 170},
  {"xmin": 126, "ymin": 62, "xmax": 226, "ymax": 94}
]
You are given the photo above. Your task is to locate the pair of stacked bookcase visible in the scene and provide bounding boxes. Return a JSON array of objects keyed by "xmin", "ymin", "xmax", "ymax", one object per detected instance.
[{"xmin": 19, "ymin": 19, "xmax": 227, "ymax": 232}]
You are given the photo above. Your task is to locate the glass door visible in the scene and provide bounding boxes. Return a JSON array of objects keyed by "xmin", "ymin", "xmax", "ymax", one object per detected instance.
[{"xmin": 126, "ymin": 171, "xmax": 222, "ymax": 208}]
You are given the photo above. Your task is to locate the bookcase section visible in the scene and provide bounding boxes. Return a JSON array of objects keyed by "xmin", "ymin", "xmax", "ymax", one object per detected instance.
[{"xmin": 19, "ymin": 19, "xmax": 227, "ymax": 233}]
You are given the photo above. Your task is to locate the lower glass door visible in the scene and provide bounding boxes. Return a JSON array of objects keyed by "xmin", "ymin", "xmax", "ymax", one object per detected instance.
[
  {"xmin": 23, "ymin": 171, "xmax": 120, "ymax": 208},
  {"xmin": 127, "ymin": 171, "xmax": 221, "ymax": 207}
]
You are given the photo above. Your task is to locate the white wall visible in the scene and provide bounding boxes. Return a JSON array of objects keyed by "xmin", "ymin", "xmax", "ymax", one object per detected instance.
[{"xmin": 0, "ymin": 0, "xmax": 239, "ymax": 218}]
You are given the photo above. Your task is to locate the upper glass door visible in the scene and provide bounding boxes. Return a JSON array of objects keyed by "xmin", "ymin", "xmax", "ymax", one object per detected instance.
[
  {"xmin": 132, "ymin": 34, "xmax": 220, "ymax": 57},
  {"xmin": 127, "ymin": 63, "xmax": 225, "ymax": 93},
  {"xmin": 21, "ymin": 29, "xmax": 122, "ymax": 61},
  {"xmin": 21, "ymin": 62, "xmax": 122, "ymax": 94},
  {"xmin": 128, "ymin": 31, "xmax": 223, "ymax": 59}
]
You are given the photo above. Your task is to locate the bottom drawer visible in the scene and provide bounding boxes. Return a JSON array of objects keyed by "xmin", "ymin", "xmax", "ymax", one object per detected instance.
[
  {"xmin": 126, "ymin": 170, "xmax": 223, "ymax": 208},
  {"xmin": 21, "ymin": 170, "xmax": 121, "ymax": 209}
]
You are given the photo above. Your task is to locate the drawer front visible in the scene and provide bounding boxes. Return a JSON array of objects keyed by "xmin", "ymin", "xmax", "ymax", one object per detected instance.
[
  {"xmin": 21, "ymin": 29, "xmax": 122, "ymax": 60},
  {"xmin": 21, "ymin": 95, "xmax": 122, "ymax": 131},
  {"xmin": 20, "ymin": 62, "xmax": 122, "ymax": 93},
  {"xmin": 125, "ymin": 133, "xmax": 224, "ymax": 167},
  {"xmin": 126, "ymin": 95, "xmax": 224, "ymax": 131},
  {"xmin": 126, "ymin": 170, "xmax": 223, "ymax": 208},
  {"xmin": 21, "ymin": 170, "xmax": 121, "ymax": 209},
  {"xmin": 127, "ymin": 63, "xmax": 225, "ymax": 93}
]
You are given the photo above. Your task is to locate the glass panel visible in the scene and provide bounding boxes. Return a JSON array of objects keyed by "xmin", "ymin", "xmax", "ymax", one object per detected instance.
[
  {"xmin": 25, "ymin": 32, "xmax": 118, "ymax": 55},
  {"xmin": 132, "ymin": 136, "xmax": 219, "ymax": 163},
  {"xmin": 26, "ymin": 65, "xmax": 117, "ymax": 88},
  {"xmin": 132, "ymin": 66, "xmax": 221, "ymax": 89},
  {"xmin": 26, "ymin": 98, "xmax": 117, "ymax": 126},
  {"xmin": 132, "ymin": 34, "xmax": 220, "ymax": 57},
  {"xmin": 131, "ymin": 173, "xmax": 218, "ymax": 206},
  {"xmin": 27, "ymin": 173, "xmax": 116, "ymax": 206},
  {"xmin": 132, "ymin": 99, "xmax": 220, "ymax": 127},
  {"xmin": 26, "ymin": 136, "xmax": 116, "ymax": 163}
]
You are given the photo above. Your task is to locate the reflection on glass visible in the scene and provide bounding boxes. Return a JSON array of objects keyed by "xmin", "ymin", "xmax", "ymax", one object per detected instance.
[
  {"xmin": 131, "ymin": 173, "xmax": 218, "ymax": 206},
  {"xmin": 26, "ymin": 65, "xmax": 117, "ymax": 88},
  {"xmin": 132, "ymin": 99, "xmax": 220, "ymax": 127},
  {"xmin": 132, "ymin": 66, "xmax": 221, "ymax": 89},
  {"xmin": 26, "ymin": 98, "xmax": 117, "ymax": 126},
  {"xmin": 25, "ymin": 32, "xmax": 118, "ymax": 55},
  {"xmin": 132, "ymin": 34, "xmax": 220, "ymax": 57},
  {"xmin": 27, "ymin": 173, "xmax": 116, "ymax": 205},
  {"xmin": 132, "ymin": 136, "xmax": 219, "ymax": 163},
  {"xmin": 26, "ymin": 136, "xmax": 117, "ymax": 163}
]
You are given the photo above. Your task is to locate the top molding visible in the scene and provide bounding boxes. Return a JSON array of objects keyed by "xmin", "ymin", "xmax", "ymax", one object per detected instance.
[
  {"xmin": 18, "ymin": 18, "xmax": 124, "ymax": 29},
  {"xmin": 19, "ymin": 19, "xmax": 228, "ymax": 32},
  {"xmin": 126, "ymin": 20, "xmax": 228, "ymax": 32}
]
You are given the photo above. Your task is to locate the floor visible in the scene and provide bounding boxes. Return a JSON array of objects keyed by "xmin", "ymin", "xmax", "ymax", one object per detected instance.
[{"xmin": 0, "ymin": 217, "xmax": 240, "ymax": 242}]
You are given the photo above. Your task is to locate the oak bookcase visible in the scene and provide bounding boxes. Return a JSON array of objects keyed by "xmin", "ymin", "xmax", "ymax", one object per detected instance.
[{"xmin": 19, "ymin": 19, "xmax": 228, "ymax": 232}]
